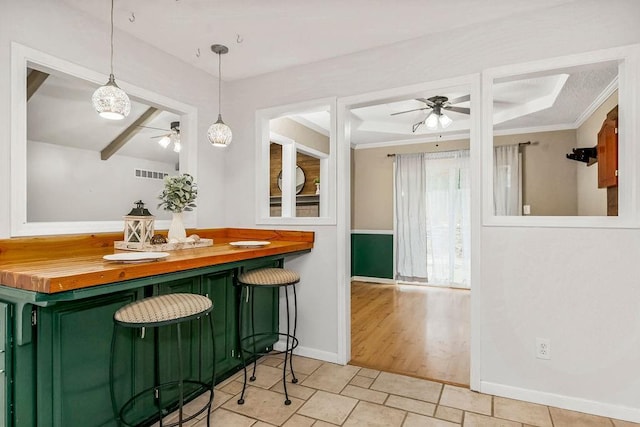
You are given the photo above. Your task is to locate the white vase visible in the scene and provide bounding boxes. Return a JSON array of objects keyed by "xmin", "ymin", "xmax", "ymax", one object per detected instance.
[
  {"xmin": 315, "ymin": 183, "xmax": 320, "ymax": 195},
  {"xmin": 168, "ymin": 212, "xmax": 186, "ymax": 241}
]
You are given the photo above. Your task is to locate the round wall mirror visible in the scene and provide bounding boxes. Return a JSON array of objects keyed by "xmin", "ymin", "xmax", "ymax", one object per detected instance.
[{"xmin": 277, "ymin": 166, "xmax": 305, "ymax": 194}]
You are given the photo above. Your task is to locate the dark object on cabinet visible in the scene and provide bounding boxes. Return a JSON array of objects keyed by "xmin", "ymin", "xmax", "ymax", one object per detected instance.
[{"xmin": 566, "ymin": 146, "xmax": 597, "ymax": 165}]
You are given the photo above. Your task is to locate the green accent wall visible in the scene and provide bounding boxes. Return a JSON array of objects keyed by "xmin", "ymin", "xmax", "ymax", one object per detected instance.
[{"xmin": 351, "ymin": 233, "xmax": 394, "ymax": 279}]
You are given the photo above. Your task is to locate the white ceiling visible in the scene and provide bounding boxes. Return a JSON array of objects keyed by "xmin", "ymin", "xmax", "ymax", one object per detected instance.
[{"xmin": 62, "ymin": 0, "xmax": 577, "ymax": 81}]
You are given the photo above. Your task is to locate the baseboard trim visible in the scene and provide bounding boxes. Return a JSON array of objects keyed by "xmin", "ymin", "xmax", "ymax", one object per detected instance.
[
  {"xmin": 351, "ymin": 276, "xmax": 395, "ymax": 284},
  {"xmin": 481, "ymin": 381, "xmax": 640, "ymax": 423},
  {"xmin": 273, "ymin": 341, "xmax": 340, "ymax": 364}
]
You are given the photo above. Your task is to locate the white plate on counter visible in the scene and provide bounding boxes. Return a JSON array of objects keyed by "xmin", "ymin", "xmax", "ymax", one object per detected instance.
[
  {"xmin": 103, "ymin": 252, "xmax": 170, "ymax": 263},
  {"xmin": 229, "ymin": 241, "xmax": 271, "ymax": 248}
]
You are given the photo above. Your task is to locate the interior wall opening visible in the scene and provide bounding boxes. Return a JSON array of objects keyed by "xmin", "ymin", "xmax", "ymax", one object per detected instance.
[{"xmin": 347, "ymin": 83, "xmax": 474, "ymax": 386}]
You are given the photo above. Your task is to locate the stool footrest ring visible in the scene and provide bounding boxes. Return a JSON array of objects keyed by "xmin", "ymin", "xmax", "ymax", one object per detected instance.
[
  {"xmin": 118, "ymin": 380, "xmax": 212, "ymax": 427},
  {"xmin": 240, "ymin": 332, "xmax": 299, "ymax": 356}
]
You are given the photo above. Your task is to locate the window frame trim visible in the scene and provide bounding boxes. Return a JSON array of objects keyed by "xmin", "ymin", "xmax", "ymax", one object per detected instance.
[
  {"xmin": 255, "ymin": 97, "xmax": 337, "ymax": 225},
  {"xmin": 481, "ymin": 44, "xmax": 640, "ymax": 228}
]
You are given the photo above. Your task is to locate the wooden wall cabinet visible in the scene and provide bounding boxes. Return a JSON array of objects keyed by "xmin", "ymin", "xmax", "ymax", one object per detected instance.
[{"xmin": 597, "ymin": 106, "xmax": 618, "ymax": 189}]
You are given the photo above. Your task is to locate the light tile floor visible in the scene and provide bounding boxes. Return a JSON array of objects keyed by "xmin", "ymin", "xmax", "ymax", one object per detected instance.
[{"xmin": 159, "ymin": 354, "xmax": 638, "ymax": 427}]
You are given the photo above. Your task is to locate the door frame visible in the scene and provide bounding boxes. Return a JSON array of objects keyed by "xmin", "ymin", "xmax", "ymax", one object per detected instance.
[{"xmin": 335, "ymin": 73, "xmax": 482, "ymax": 390}]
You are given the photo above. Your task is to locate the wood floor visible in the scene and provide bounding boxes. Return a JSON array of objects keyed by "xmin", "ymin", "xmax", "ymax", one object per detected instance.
[{"xmin": 350, "ymin": 281, "xmax": 470, "ymax": 387}]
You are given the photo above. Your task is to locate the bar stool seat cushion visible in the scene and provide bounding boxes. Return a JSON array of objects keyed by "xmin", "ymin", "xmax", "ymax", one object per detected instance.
[
  {"xmin": 114, "ymin": 293, "xmax": 212, "ymax": 326},
  {"xmin": 238, "ymin": 268, "xmax": 300, "ymax": 286}
]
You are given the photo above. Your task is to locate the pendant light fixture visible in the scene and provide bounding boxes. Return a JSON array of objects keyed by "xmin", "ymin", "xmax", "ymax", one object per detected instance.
[
  {"xmin": 92, "ymin": 0, "xmax": 131, "ymax": 120},
  {"xmin": 207, "ymin": 44, "xmax": 233, "ymax": 147}
]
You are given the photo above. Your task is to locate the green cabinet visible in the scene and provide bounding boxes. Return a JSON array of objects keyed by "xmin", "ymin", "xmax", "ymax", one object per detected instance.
[
  {"xmin": 201, "ymin": 271, "xmax": 241, "ymax": 381},
  {"xmin": 0, "ymin": 303, "xmax": 11, "ymax": 427},
  {"xmin": 36, "ymin": 289, "xmax": 150, "ymax": 427},
  {"xmin": 1, "ymin": 257, "xmax": 284, "ymax": 426}
]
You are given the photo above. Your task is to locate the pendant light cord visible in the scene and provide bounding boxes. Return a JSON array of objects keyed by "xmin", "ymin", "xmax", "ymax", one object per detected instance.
[
  {"xmin": 110, "ymin": 0, "xmax": 115, "ymax": 76},
  {"xmin": 218, "ymin": 52, "xmax": 222, "ymax": 115}
]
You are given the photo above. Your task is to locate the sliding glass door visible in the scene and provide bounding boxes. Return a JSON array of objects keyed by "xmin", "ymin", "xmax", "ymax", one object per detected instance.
[{"xmin": 394, "ymin": 151, "xmax": 470, "ymax": 288}]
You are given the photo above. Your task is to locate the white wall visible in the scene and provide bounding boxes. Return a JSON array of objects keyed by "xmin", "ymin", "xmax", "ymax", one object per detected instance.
[
  {"xmin": 224, "ymin": 0, "xmax": 640, "ymax": 421},
  {"xmin": 27, "ymin": 140, "xmax": 174, "ymax": 222},
  {"xmin": 2, "ymin": 0, "xmax": 640, "ymax": 421},
  {"xmin": 0, "ymin": 0, "xmax": 226, "ymax": 238}
]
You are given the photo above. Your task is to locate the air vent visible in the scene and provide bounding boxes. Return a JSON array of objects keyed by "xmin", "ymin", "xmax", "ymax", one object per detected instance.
[{"xmin": 135, "ymin": 169, "xmax": 169, "ymax": 180}]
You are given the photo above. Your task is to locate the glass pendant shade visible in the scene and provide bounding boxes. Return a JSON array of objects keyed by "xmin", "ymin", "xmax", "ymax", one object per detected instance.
[
  {"xmin": 425, "ymin": 112, "xmax": 439, "ymax": 130},
  {"xmin": 92, "ymin": 75, "xmax": 131, "ymax": 120},
  {"xmin": 208, "ymin": 114, "xmax": 233, "ymax": 147},
  {"xmin": 171, "ymin": 132, "xmax": 181, "ymax": 152},
  {"xmin": 173, "ymin": 140, "xmax": 182, "ymax": 153},
  {"xmin": 158, "ymin": 135, "xmax": 171, "ymax": 148},
  {"xmin": 439, "ymin": 113, "xmax": 453, "ymax": 128}
]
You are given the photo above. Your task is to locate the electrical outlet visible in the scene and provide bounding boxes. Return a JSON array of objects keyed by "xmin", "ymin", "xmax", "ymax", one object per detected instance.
[
  {"xmin": 523, "ymin": 205, "xmax": 531, "ymax": 215},
  {"xmin": 536, "ymin": 338, "xmax": 551, "ymax": 360}
]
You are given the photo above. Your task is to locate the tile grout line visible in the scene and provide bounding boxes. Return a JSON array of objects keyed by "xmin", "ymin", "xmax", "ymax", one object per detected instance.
[{"xmin": 491, "ymin": 394, "xmax": 494, "ymax": 417}]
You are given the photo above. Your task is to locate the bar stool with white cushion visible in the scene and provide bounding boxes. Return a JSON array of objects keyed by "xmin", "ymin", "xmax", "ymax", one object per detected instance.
[
  {"xmin": 110, "ymin": 293, "xmax": 215, "ymax": 426},
  {"xmin": 236, "ymin": 268, "xmax": 300, "ymax": 406}
]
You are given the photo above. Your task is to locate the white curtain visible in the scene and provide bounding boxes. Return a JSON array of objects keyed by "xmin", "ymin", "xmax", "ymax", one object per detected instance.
[
  {"xmin": 493, "ymin": 145, "xmax": 522, "ymax": 216},
  {"xmin": 394, "ymin": 154, "xmax": 428, "ymax": 282},
  {"xmin": 394, "ymin": 151, "xmax": 470, "ymax": 287},
  {"xmin": 424, "ymin": 151, "xmax": 470, "ymax": 287}
]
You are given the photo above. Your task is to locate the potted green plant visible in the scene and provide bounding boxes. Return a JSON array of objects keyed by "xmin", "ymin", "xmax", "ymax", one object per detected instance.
[{"xmin": 158, "ymin": 173, "xmax": 197, "ymax": 241}]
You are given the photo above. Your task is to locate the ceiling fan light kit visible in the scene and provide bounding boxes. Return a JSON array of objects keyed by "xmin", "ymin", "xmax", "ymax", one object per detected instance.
[
  {"xmin": 207, "ymin": 44, "xmax": 233, "ymax": 147},
  {"xmin": 392, "ymin": 95, "xmax": 470, "ymax": 133},
  {"xmin": 438, "ymin": 112, "xmax": 453, "ymax": 128},
  {"xmin": 425, "ymin": 112, "xmax": 439, "ymax": 130},
  {"xmin": 92, "ymin": 0, "xmax": 131, "ymax": 120},
  {"xmin": 172, "ymin": 140, "xmax": 182, "ymax": 153},
  {"xmin": 158, "ymin": 135, "xmax": 171, "ymax": 149},
  {"xmin": 155, "ymin": 121, "xmax": 181, "ymax": 151}
]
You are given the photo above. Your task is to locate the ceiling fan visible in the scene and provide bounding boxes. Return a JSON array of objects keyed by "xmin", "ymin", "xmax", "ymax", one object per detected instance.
[
  {"xmin": 139, "ymin": 121, "xmax": 181, "ymax": 152},
  {"xmin": 391, "ymin": 95, "xmax": 470, "ymax": 132}
]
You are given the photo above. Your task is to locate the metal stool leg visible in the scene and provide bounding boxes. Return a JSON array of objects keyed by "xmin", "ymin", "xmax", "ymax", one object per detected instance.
[
  {"xmin": 290, "ymin": 284, "xmax": 298, "ymax": 383},
  {"xmin": 205, "ymin": 312, "xmax": 215, "ymax": 427},
  {"xmin": 109, "ymin": 323, "xmax": 121, "ymax": 426},
  {"xmin": 250, "ymin": 287, "xmax": 257, "ymax": 382},
  {"xmin": 237, "ymin": 285, "xmax": 248, "ymax": 405},
  {"xmin": 282, "ymin": 285, "xmax": 292, "ymax": 405},
  {"xmin": 176, "ymin": 322, "xmax": 184, "ymax": 426}
]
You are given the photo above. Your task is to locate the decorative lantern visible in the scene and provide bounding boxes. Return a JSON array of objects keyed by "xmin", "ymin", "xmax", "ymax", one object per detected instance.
[{"xmin": 123, "ymin": 200, "xmax": 155, "ymax": 250}]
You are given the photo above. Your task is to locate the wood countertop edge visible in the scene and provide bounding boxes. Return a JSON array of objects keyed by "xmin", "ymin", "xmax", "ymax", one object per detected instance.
[
  {"xmin": 0, "ymin": 238, "xmax": 313, "ymax": 295},
  {"xmin": 0, "ymin": 228, "xmax": 315, "ymax": 263},
  {"xmin": 46, "ymin": 242, "xmax": 312, "ymax": 294}
]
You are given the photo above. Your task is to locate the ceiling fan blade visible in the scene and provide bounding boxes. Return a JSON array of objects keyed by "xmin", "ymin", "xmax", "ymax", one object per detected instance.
[
  {"xmin": 444, "ymin": 106, "xmax": 471, "ymax": 115},
  {"xmin": 137, "ymin": 125, "xmax": 170, "ymax": 132},
  {"xmin": 390, "ymin": 106, "xmax": 431, "ymax": 116},
  {"xmin": 446, "ymin": 94, "xmax": 470, "ymax": 105},
  {"xmin": 150, "ymin": 134, "xmax": 170, "ymax": 139}
]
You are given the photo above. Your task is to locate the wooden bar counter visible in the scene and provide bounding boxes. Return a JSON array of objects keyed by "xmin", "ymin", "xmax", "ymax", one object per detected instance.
[
  {"xmin": 0, "ymin": 228, "xmax": 313, "ymax": 427},
  {"xmin": 0, "ymin": 228, "xmax": 314, "ymax": 295}
]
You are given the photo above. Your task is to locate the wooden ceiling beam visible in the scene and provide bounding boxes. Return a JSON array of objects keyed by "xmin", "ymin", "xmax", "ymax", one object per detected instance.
[
  {"xmin": 100, "ymin": 107, "xmax": 160, "ymax": 161},
  {"xmin": 27, "ymin": 70, "xmax": 49, "ymax": 101}
]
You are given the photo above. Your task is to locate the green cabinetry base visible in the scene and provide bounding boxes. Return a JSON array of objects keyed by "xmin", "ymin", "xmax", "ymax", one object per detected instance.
[{"xmin": 0, "ymin": 256, "xmax": 285, "ymax": 427}]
